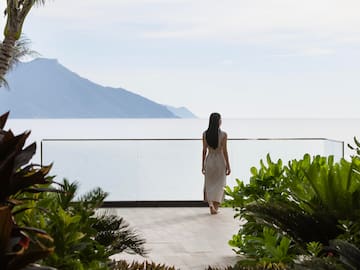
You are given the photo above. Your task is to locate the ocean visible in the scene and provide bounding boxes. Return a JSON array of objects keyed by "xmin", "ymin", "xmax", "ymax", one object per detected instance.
[{"xmin": 6, "ymin": 118, "xmax": 360, "ymax": 201}]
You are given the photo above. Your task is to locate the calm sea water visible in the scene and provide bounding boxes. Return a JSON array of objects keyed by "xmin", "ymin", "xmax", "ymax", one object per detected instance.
[{"xmin": 6, "ymin": 118, "xmax": 360, "ymax": 201}]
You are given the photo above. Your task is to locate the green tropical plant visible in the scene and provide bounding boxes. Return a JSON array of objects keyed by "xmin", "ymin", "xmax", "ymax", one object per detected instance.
[
  {"xmin": 224, "ymin": 155, "xmax": 287, "ymax": 210},
  {"xmin": 226, "ymin": 152, "xmax": 360, "ymax": 266},
  {"xmin": 229, "ymin": 225, "xmax": 294, "ymax": 264},
  {"xmin": 18, "ymin": 179, "xmax": 147, "ymax": 270},
  {"xmin": 248, "ymin": 227, "xmax": 293, "ymax": 264},
  {"xmin": 337, "ymin": 220, "xmax": 360, "ymax": 247},
  {"xmin": 306, "ymin": 242, "xmax": 323, "ymax": 257},
  {"xmin": 243, "ymin": 201, "xmax": 340, "ymax": 247},
  {"xmin": 94, "ymin": 212, "xmax": 146, "ymax": 256},
  {"xmin": 0, "ymin": 111, "xmax": 55, "ymax": 270},
  {"xmin": 286, "ymin": 155, "xmax": 360, "ymax": 219}
]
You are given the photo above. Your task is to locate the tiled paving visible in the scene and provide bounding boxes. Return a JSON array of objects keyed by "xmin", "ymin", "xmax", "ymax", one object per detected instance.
[{"xmin": 107, "ymin": 207, "xmax": 243, "ymax": 270}]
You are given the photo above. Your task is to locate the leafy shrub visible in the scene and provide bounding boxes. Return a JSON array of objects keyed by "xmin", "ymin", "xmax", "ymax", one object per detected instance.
[
  {"xmin": 229, "ymin": 226, "xmax": 294, "ymax": 264},
  {"xmin": 17, "ymin": 179, "xmax": 146, "ymax": 270},
  {"xmin": 337, "ymin": 220, "xmax": 360, "ymax": 247},
  {"xmin": 225, "ymin": 152, "xmax": 360, "ymax": 266}
]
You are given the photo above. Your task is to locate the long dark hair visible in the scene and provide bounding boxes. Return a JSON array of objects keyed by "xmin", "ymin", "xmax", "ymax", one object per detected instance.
[{"xmin": 205, "ymin": 112, "xmax": 221, "ymax": 149}]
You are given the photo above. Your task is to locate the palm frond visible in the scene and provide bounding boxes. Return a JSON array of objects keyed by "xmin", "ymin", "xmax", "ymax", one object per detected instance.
[
  {"xmin": 0, "ymin": 35, "xmax": 38, "ymax": 89},
  {"xmin": 9, "ymin": 36, "xmax": 39, "ymax": 71},
  {"xmin": 94, "ymin": 212, "xmax": 147, "ymax": 256},
  {"xmin": 34, "ymin": 0, "xmax": 48, "ymax": 7},
  {"xmin": 13, "ymin": 36, "xmax": 39, "ymax": 61}
]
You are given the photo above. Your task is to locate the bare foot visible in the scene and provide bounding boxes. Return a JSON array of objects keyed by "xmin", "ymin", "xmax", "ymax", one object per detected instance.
[
  {"xmin": 210, "ymin": 206, "xmax": 217, "ymax": 215},
  {"xmin": 213, "ymin": 202, "xmax": 220, "ymax": 212}
]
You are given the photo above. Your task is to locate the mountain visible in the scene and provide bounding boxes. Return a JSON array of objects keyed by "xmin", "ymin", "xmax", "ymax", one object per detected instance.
[
  {"xmin": 0, "ymin": 58, "xmax": 195, "ymax": 118},
  {"xmin": 166, "ymin": 105, "xmax": 197, "ymax": 118}
]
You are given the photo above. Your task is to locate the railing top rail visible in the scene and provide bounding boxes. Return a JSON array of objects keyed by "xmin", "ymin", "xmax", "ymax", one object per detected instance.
[{"xmin": 41, "ymin": 138, "xmax": 344, "ymax": 143}]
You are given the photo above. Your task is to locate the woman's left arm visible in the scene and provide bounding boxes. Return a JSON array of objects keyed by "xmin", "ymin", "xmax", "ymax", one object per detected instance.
[{"xmin": 222, "ymin": 133, "xmax": 231, "ymax": 175}]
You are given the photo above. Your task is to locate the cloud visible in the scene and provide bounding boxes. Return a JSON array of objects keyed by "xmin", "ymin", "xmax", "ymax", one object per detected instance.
[
  {"xmin": 302, "ymin": 48, "xmax": 336, "ymax": 56},
  {"xmin": 136, "ymin": 0, "xmax": 360, "ymax": 46},
  {"xmin": 271, "ymin": 48, "xmax": 336, "ymax": 58},
  {"xmin": 5, "ymin": 0, "xmax": 357, "ymax": 50},
  {"xmin": 221, "ymin": 59, "xmax": 234, "ymax": 66}
]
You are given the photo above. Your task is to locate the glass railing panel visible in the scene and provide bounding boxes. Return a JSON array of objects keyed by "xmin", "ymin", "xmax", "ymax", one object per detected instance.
[{"xmin": 41, "ymin": 138, "xmax": 343, "ymax": 201}]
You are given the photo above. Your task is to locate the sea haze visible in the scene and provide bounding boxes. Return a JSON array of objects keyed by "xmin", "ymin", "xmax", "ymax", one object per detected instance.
[{"xmin": 0, "ymin": 58, "xmax": 196, "ymax": 119}]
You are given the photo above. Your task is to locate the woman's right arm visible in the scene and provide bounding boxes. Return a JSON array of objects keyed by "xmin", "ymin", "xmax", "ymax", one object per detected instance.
[{"xmin": 202, "ymin": 133, "xmax": 207, "ymax": 175}]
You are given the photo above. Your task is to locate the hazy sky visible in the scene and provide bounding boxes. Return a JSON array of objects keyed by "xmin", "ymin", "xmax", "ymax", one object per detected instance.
[{"xmin": 2, "ymin": 0, "xmax": 360, "ymax": 118}]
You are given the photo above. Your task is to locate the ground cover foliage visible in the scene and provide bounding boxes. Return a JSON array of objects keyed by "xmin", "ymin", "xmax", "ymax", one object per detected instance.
[{"xmin": 224, "ymin": 140, "xmax": 360, "ymax": 270}]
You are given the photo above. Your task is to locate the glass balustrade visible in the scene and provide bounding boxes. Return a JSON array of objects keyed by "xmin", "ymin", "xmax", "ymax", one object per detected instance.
[{"xmin": 41, "ymin": 138, "xmax": 343, "ymax": 202}]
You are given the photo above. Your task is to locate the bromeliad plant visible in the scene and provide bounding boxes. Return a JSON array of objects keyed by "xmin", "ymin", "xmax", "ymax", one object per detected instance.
[
  {"xmin": 225, "ymin": 151, "xmax": 360, "ymax": 268},
  {"xmin": 0, "ymin": 111, "xmax": 55, "ymax": 270}
]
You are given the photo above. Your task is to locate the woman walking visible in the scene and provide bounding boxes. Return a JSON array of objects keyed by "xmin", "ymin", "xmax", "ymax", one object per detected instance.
[{"xmin": 202, "ymin": 112, "xmax": 231, "ymax": 215}]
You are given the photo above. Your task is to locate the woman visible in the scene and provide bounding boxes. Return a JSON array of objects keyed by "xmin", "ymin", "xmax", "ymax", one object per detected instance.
[{"xmin": 202, "ymin": 112, "xmax": 231, "ymax": 215}]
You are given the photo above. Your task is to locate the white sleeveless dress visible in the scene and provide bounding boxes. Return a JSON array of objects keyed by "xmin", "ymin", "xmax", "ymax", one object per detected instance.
[{"xmin": 203, "ymin": 130, "xmax": 227, "ymax": 203}]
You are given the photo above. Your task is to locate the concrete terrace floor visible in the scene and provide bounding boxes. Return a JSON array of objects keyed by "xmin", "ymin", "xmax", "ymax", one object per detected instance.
[{"xmin": 106, "ymin": 207, "xmax": 243, "ymax": 270}]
